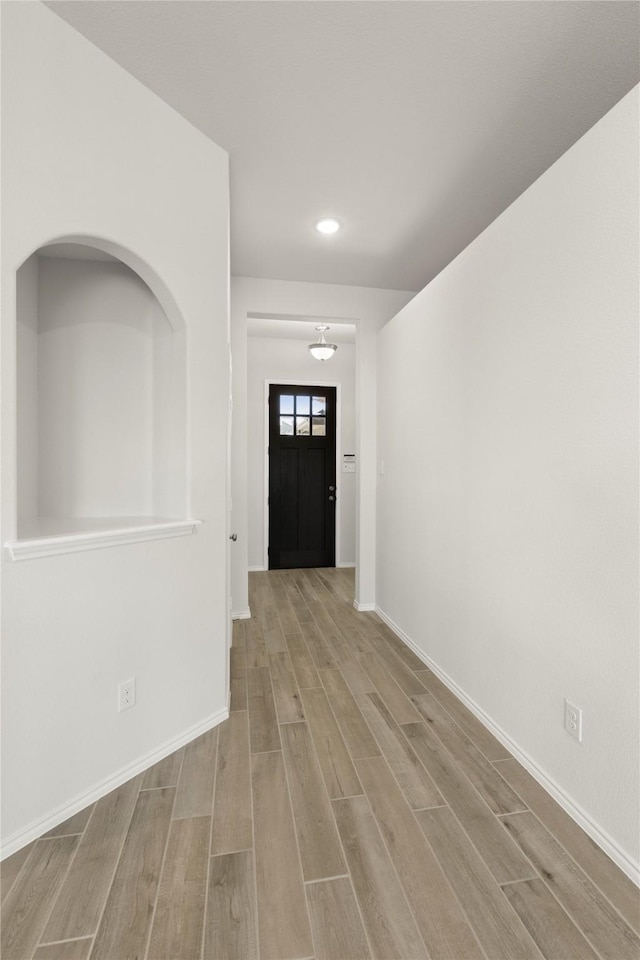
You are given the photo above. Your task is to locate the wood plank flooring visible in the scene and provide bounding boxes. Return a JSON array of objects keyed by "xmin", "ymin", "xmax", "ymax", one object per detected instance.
[{"xmin": 2, "ymin": 567, "xmax": 638, "ymax": 959}]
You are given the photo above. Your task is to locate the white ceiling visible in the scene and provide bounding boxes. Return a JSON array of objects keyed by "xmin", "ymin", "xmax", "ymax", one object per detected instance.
[
  {"xmin": 46, "ymin": 1, "xmax": 639, "ymax": 292},
  {"xmin": 247, "ymin": 316, "xmax": 356, "ymax": 344}
]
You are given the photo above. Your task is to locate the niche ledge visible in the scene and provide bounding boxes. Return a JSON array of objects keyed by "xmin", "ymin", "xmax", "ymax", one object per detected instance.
[{"xmin": 5, "ymin": 517, "xmax": 201, "ymax": 562}]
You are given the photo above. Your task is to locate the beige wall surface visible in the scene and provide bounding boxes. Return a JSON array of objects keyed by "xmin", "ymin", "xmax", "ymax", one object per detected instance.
[
  {"xmin": 377, "ymin": 87, "xmax": 639, "ymax": 878},
  {"xmin": 1, "ymin": 2, "xmax": 229, "ymax": 853}
]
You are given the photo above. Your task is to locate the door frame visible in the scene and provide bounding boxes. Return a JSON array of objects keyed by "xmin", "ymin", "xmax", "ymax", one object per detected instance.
[{"xmin": 263, "ymin": 379, "xmax": 342, "ymax": 571}]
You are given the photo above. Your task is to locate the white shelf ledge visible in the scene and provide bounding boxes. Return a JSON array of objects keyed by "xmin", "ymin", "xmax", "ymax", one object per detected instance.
[{"xmin": 5, "ymin": 517, "xmax": 202, "ymax": 562}]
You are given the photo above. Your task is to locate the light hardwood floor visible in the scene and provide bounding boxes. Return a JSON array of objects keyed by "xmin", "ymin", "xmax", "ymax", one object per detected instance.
[{"xmin": 2, "ymin": 567, "xmax": 639, "ymax": 960}]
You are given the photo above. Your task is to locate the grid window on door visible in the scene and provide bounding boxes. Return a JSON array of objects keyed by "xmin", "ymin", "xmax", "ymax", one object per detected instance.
[
  {"xmin": 311, "ymin": 396, "xmax": 327, "ymax": 435},
  {"xmin": 279, "ymin": 394, "xmax": 327, "ymax": 436}
]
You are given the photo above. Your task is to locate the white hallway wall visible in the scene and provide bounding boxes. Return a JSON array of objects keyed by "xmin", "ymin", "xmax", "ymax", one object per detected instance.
[
  {"xmin": 247, "ymin": 336, "xmax": 356, "ymax": 571},
  {"xmin": 230, "ymin": 278, "xmax": 414, "ymax": 617},
  {"xmin": 377, "ymin": 87, "xmax": 639, "ymax": 878},
  {"xmin": 16, "ymin": 255, "xmax": 39, "ymax": 523},
  {"xmin": 34, "ymin": 257, "xmax": 168, "ymax": 520},
  {"xmin": 1, "ymin": 3, "xmax": 229, "ymax": 853}
]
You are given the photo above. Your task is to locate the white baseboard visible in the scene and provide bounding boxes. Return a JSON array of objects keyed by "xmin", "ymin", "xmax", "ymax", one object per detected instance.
[
  {"xmin": 337, "ymin": 562, "xmax": 356, "ymax": 569},
  {"xmin": 248, "ymin": 565, "xmax": 266, "ymax": 572},
  {"xmin": 353, "ymin": 600, "xmax": 375, "ymax": 612},
  {"xmin": 375, "ymin": 604, "xmax": 640, "ymax": 888},
  {"xmin": 0, "ymin": 706, "xmax": 229, "ymax": 861},
  {"xmin": 232, "ymin": 608, "xmax": 251, "ymax": 620}
]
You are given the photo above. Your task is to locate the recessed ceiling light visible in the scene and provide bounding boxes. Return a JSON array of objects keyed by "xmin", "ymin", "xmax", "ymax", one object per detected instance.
[{"xmin": 315, "ymin": 218, "xmax": 341, "ymax": 235}]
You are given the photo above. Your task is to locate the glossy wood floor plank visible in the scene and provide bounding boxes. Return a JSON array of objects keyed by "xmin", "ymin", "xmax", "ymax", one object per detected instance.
[
  {"xmin": 280, "ymin": 722, "xmax": 347, "ymax": 881},
  {"xmin": 172, "ymin": 728, "xmax": 217, "ymax": 820},
  {"xmin": 368, "ymin": 618, "xmax": 427, "ymax": 671},
  {"xmin": 501, "ymin": 812, "xmax": 640, "ymax": 960},
  {"xmin": 416, "ymin": 805, "xmax": 542, "ymax": 959},
  {"xmin": 204, "ymin": 851, "xmax": 258, "ymax": 960},
  {"xmin": 502, "ymin": 878, "xmax": 600, "ymax": 960},
  {"xmin": 300, "ymin": 620, "xmax": 338, "ymax": 670},
  {"xmin": 326, "ymin": 603, "xmax": 374, "ymax": 652},
  {"xmin": 339, "ymin": 658, "xmax": 376, "ymax": 696},
  {"xmin": 294, "ymin": 569, "xmax": 323, "ymax": 604},
  {"xmin": 231, "ymin": 619, "xmax": 246, "ymax": 648},
  {"xmin": 292, "ymin": 600, "xmax": 315, "ymax": 624},
  {"xmin": 141, "ymin": 748, "xmax": 183, "ymax": 790},
  {"xmin": 306, "ymin": 877, "xmax": 371, "ymax": 960},
  {"xmin": 90, "ymin": 787, "xmax": 174, "ymax": 960},
  {"xmin": 356, "ymin": 756, "xmax": 484, "ymax": 960},
  {"xmin": 411, "ymin": 693, "xmax": 527, "ymax": 815},
  {"xmin": 247, "ymin": 665, "xmax": 281, "ymax": 754},
  {"xmin": 230, "ymin": 645, "xmax": 246, "ymax": 681},
  {"xmin": 33, "ymin": 939, "xmax": 93, "ymax": 960},
  {"xmin": 245, "ymin": 618, "xmax": 268, "ymax": 669},
  {"xmin": 357, "ymin": 692, "xmax": 443, "ymax": 809},
  {"xmin": 320, "ymin": 630, "xmax": 353, "ymax": 667},
  {"xmin": 332, "ymin": 795, "xmax": 428, "ymax": 960},
  {"xmin": 317, "ymin": 568, "xmax": 354, "ymax": 604},
  {"xmin": 211, "ymin": 711, "xmax": 253, "ymax": 856},
  {"xmin": 277, "ymin": 697, "xmax": 307, "ymax": 723},
  {"xmin": 404, "ymin": 721, "xmax": 535, "ymax": 884},
  {"xmin": 358, "ymin": 653, "xmax": 422, "ymax": 724},
  {"xmin": 301, "ymin": 568, "xmax": 334, "ymax": 602},
  {"xmin": 1, "ymin": 837, "xmax": 79, "ymax": 960},
  {"xmin": 1, "ymin": 841, "xmax": 35, "ymax": 905},
  {"xmin": 229, "ymin": 675, "xmax": 248, "ymax": 712},
  {"xmin": 251, "ymin": 750, "xmax": 313, "ymax": 960},
  {"xmin": 326, "ymin": 609, "xmax": 374, "ymax": 658},
  {"xmin": 307, "ymin": 598, "xmax": 349, "ymax": 645},
  {"xmin": 415, "ymin": 668, "xmax": 512, "ymax": 761},
  {"xmin": 299, "ymin": 687, "xmax": 363, "ymax": 799},
  {"xmin": 146, "ymin": 815, "xmax": 209, "ymax": 960},
  {"xmin": 366, "ymin": 633, "xmax": 428, "ymax": 697},
  {"xmin": 260, "ymin": 607, "xmax": 288, "ymax": 654},
  {"xmin": 268, "ymin": 649, "xmax": 299, "ymax": 703},
  {"xmin": 267, "ymin": 572, "xmax": 300, "ymax": 634},
  {"xmin": 319, "ymin": 669, "xmax": 381, "ymax": 760},
  {"xmin": 307, "ymin": 568, "xmax": 342, "ymax": 601},
  {"xmin": 285, "ymin": 632, "xmax": 321, "ymax": 689},
  {"xmin": 495, "ymin": 758, "xmax": 640, "ymax": 934},
  {"xmin": 43, "ymin": 775, "xmax": 143, "ymax": 943},
  {"xmin": 43, "ymin": 806, "xmax": 94, "ymax": 838},
  {"xmin": 4, "ymin": 568, "xmax": 636, "ymax": 960}
]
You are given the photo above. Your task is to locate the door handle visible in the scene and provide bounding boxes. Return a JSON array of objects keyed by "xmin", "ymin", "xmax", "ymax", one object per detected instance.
[
  {"xmin": 329, "ymin": 485, "xmax": 335, "ymax": 492},
  {"xmin": 229, "ymin": 533, "xmax": 238, "ymax": 541},
  {"xmin": 328, "ymin": 495, "xmax": 335, "ymax": 502}
]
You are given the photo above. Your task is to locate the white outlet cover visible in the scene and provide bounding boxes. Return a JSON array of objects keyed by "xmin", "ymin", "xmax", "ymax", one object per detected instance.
[
  {"xmin": 564, "ymin": 698, "xmax": 583, "ymax": 742},
  {"xmin": 118, "ymin": 678, "xmax": 136, "ymax": 712}
]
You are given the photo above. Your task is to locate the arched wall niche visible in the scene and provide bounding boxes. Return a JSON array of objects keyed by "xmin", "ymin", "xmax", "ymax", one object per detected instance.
[
  {"xmin": 36, "ymin": 234, "xmax": 186, "ymax": 333},
  {"xmin": 14, "ymin": 236, "xmax": 189, "ymax": 548}
]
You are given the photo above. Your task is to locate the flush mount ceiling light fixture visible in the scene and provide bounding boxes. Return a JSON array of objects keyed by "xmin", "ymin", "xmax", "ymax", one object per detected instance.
[
  {"xmin": 309, "ymin": 325, "xmax": 338, "ymax": 361},
  {"xmin": 315, "ymin": 218, "xmax": 341, "ymax": 235}
]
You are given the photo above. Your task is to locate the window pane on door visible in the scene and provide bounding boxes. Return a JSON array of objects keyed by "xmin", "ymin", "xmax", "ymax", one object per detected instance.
[
  {"xmin": 312, "ymin": 417, "xmax": 326, "ymax": 436},
  {"xmin": 312, "ymin": 396, "xmax": 326, "ymax": 415},
  {"xmin": 280, "ymin": 395, "xmax": 294, "ymax": 415},
  {"xmin": 296, "ymin": 396, "xmax": 310, "ymax": 415},
  {"xmin": 296, "ymin": 417, "xmax": 310, "ymax": 436},
  {"xmin": 280, "ymin": 416, "xmax": 294, "ymax": 435}
]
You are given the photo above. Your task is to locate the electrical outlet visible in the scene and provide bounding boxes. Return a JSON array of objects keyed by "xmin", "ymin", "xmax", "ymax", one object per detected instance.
[
  {"xmin": 564, "ymin": 699, "xmax": 582, "ymax": 742},
  {"xmin": 118, "ymin": 678, "xmax": 136, "ymax": 712}
]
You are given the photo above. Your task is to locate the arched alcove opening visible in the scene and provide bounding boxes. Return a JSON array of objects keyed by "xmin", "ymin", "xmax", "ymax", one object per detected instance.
[{"xmin": 15, "ymin": 240, "xmax": 188, "ymax": 547}]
